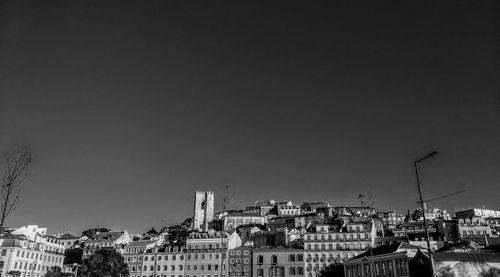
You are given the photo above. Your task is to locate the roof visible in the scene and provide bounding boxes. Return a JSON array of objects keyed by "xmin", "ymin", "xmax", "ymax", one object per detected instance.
[
  {"xmin": 59, "ymin": 233, "xmax": 80, "ymax": 240},
  {"xmin": 0, "ymin": 233, "xmax": 26, "ymax": 247},
  {"xmin": 253, "ymin": 245, "xmax": 304, "ymax": 252},
  {"xmin": 145, "ymin": 228, "xmax": 159, "ymax": 235},
  {"xmin": 125, "ymin": 240, "xmax": 157, "ymax": 248},
  {"xmin": 226, "ymin": 213, "xmax": 262, "ymax": 217},
  {"xmin": 92, "ymin": 232, "xmax": 124, "ymax": 241},
  {"xmin": 351, "ymin": 242, "xmax": 420, "ymax": 259},
  {"xmin": 433, "ymin": 252, "xmax": 500, "ymax": 263}
]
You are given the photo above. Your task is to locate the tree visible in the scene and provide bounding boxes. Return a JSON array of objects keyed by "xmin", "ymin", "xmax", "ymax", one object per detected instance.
[
  {"xmin": 79, "ymin": 249, "xmax": 129, "ymax": 277},
  {"xmin": 319, "ymin": 263, "xmax": 345, "ymax": 277},
  {"xmin": 0, "ymin": 146, "xmax": 31, "ymax": 232},
  {"xmin": 45, "ymin": 266, "xmax": 73, "ymax": 277}
]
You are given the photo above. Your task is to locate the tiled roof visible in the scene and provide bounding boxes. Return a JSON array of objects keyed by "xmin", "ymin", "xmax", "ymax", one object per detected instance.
[
  {"xmin": 350, "ymin": 242, "xmax": 419, "ymax": 259},
  {"xmin": 253, "ymin": 245, "xmax": 304, "ymax": 252},
  {"xmin": 59, "ymin": 233, "xmax": 80, "ymax": 240},
  {"xmin": 433, "ymin": 252, "xmax": 500, "ymax": 263}
]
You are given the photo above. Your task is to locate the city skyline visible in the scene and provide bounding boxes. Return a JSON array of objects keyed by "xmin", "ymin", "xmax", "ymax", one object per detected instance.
[{"xmin": 1, "ymin": 0, "xmax": 499, "ymax": 234}]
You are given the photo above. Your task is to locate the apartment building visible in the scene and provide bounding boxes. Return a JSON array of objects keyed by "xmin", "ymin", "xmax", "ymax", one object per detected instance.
[
  {"xmin": 0, "ymin": 233, "xmax": 65, "ymax": 277},
  {"xmin": 303, "ymin": 221, "xmax": 376, "ymax": 277},
  {"xmin": 185, "ymin": 231, "xmax": 242, "ymax": 277},
  {"xmin": 252, "ymin": 246, "xmax": 304, "ymax": 277},
  {"xmin": 228, "ymin": 246, "xmax": 253, "ymax": 277}
]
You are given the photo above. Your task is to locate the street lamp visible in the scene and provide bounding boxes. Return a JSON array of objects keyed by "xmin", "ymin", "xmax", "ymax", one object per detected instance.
[
  {"xmin": 72, "ymin": 263, "xmax": 80, "ymax": 277},
  {"xmin": 414, "ymin": 150, "xmax": 438, "ymax": 277}
]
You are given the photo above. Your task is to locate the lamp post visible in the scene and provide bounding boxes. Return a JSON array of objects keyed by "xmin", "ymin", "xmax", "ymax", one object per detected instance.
[
  {"xmin": 414, "ymin": 150, "xmax": 438, "ymax": 277},
  {"xmin": 72, "ymin": 263, "xmax": 80, "ymax": 277}
]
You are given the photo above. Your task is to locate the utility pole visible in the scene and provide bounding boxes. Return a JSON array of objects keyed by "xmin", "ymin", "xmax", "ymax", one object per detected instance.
[{"xmin": 414, "ymin": 150, "xmax": 438, "ymax": 277}]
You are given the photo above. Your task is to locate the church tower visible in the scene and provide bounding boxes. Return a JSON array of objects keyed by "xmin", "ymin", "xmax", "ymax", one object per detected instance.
[{"xmin": 192, "ymin": 191, "xmax": 214, "ymax": 231}]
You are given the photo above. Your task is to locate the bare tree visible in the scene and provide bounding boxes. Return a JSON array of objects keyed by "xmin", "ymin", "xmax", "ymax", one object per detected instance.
[{"xmin": 0, "ymin": 146, "xmax": 32, "ymax": 233}]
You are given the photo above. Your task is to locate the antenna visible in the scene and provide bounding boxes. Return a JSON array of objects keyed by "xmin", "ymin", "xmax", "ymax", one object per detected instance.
[{"xmin": 222, "ymin": 184, "xmax": 234, "ymax": 211}]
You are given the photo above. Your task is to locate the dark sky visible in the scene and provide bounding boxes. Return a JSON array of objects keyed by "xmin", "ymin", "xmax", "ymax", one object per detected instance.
[{"xmin": 1, "ymin": 1, "xmax": 499, "ymax": 234}]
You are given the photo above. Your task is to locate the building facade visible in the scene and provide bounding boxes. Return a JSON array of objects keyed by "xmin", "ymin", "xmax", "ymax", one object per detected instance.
[
  {"xmin": 83, "ymin": 231, "xmax": 131, "ymax": 259},
  {"xmin": 0, "ymin": 233, "xmax": 65, "ymax": 277},
  {"xmin": 141, "ymin": 244, "xmax": 186, "ymax": 277},
  {"xmin": 185, "ymin": 231, "xmax": 242, "ymax": 277},
  {"xmin": 123, "ymin": 240, "xmax": 159, "ymax": 277},
  {"xmin": 303, "ymin": 221, "xmax": 376, "ymax": 277},
  {"xmin": 343, "ymin": 242, "xmax": 420, "ymax": 277},
  {"xmin": 252, "ymin": 246, "xmax": 304, "ymax": 277},
  {"xmin": 223, "ymin": 214, "xmax": 266, "ymax": 231},
  {"xmin": 228, "ymin": 246, "xmax": 253, "ymax": 277}
]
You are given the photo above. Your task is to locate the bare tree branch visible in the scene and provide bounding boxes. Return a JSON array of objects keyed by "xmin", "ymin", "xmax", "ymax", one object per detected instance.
[{"xmin": 0, "ymin": 146, "xmax": 32, "ymax": 233}]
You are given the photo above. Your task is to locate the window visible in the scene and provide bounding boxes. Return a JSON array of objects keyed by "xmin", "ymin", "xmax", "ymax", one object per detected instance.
[
  {"xmin": 171, "ymin": 265, "xmax": 175, "ymax": 271},
  {"xmin": 257, "ymin": 269, "xmax": 264, "ymax": 277},
  {"xmin": 257, "ymin": 255, "xmax": 264, "ymax": 264},
  {"xmin": 271, "ymin": 255, "xmax": 278, "ymax": 264}
]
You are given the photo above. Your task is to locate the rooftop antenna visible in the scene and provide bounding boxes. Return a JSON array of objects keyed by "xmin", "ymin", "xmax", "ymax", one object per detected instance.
[{"xmin": 222, "ymin": 184, "xmax": 234, "ymax": 212}]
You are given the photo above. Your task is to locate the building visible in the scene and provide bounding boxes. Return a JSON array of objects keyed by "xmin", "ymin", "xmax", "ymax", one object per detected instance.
[
  {"xmin": 57, "ymin": 233, "xmax": 82, "ymax": 249},
  {"xmin": 185, "ymin": 231, "xmax": 242, "ymax": 277},
  {"xmin": 250, "ymin": 229, "xmax": 290, "ymax": 248},
  {"xmin": 485, "ymin": 217, "xmax": 500, "ymax": 236},
  {"xmin": 267, "ymin": 214, "xmax": 323, "ymax": 232},
  {"xmin": 457, "ymin": 216, "xmax": 492, "ymax": 238},
  {"xmin": 11, "ymin": 225, "xmax": 47, "ymax": 241},
  {"xmin": 300, "ymin": 203, "xmax": 330, "ymax": 214},
  {"xmin": 223, "ymin": 213, "xmax": 266, "ymax": 231},
  {"xmin": 239, "ymin": 226, "xmax": 264, "ymax": 245},
  {"xmin": 141, "ymin": 244, "xmax": 186, "ymax": 277},
  {"xmin": 193, "ymin": 191, "xmax": 215, "ymax": 232},
  {"xmin": 374, "ymin": 211, "xmax": 405, "ymax": 231},
  {"xmin": 392, "ymin": 222, "xmax": 444, "ymax": 250},
  {"xmin": 244, "ymin": 202, "xmax": 275, "ymax": 217},
  {"xmin": 0, "ymin": 233, "xmax": 65, "ymax": 277},
  {"xmin": 123, "ymin": 240, "xmax": 159, "ymax": 277},
  {"xmin": 274, "ymin": 201, "xmax": 301, "ymax": 217},
  {"xmin": 303, "ymin": 221, "xmax": 377, "ymax": 277},
  {"xmin": 455, "ymin": 208, "xmax": 500, "ymax": 219},
  {"xmin": 343, "ymin": 242, "xmax": 421, "ymax": 277},
  {"xmin": 411, "ymin": 208, "xmax": 451, "ymax": 221},
  {"xmin": 228, "ymin": 246, "xmax": 253, "ymax": 277},
  {"xmin": 83, "ymin": 231, "xmax": 131, "ymax": 259},
  {"xmin": 252, "ymin": 246, "xmax": 304, "ymax": 277}
]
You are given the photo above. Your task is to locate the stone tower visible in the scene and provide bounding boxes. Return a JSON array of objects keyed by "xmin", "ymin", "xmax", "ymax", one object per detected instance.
[{"xmin": 192, "ymin": 191, "xmax": 215, "ymax": 231}]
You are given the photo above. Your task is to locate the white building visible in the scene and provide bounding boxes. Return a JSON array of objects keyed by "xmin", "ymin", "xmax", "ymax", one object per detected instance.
[
  {"xmin": 304, "ymin": 221, "xmax": 377, "ymax": 277},
  {"xmin": 83, "ymin": 231, "xmax": 131, "ymax": 259},
  {"xmin": 185, "ymin": 231, "xmax": 242, "ymax": 277},
  {"xmin": 0, "ymin": 232, "xmax": 65, "ymax": 277}
]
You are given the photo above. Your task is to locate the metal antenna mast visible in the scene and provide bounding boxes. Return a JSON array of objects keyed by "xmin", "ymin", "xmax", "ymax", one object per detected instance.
[{"xmin": 222, "ymin": 184, "xmax": 234, "ymax": 211}]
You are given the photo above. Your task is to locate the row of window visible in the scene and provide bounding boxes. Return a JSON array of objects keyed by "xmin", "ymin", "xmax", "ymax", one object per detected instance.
[
  {"xmin": 187, "ymin": 253, "xmax": 222, "ymax": 260},
  {"xmin": 306, "ymin": 242, "xmax": 370, "ymax": 251},
  {"xmin": 461, "ymin": 230, "xmax": 489, "ymax": 236},
  {"xmin": 186, "ymin": 264, "xmax": 223, "ymax": 271},
  {"xmin": 345, "ymin": 259, "xmax": 408, "ymax": 277},
  {"xmin": 305, "ymin": 233, "xmax": 369, "ymax": 241},
  {"xmin": 229, "ymin": 258, "xmax": 250, "ymax": 264},
  {"xmin": 255, "ymin": 254, "xmax": 303, "ymax": 265},
  {"xmin": 129, "ymin": 265, "xmax": 184, "ymax": 272},
  {"xmin": 10, "ymin": 261, "xmax": 54, "ymax": 272},
  {"xmin": 7, "ymin": 250, "xmax": 62, "ymax": 263},
  {"xmin": 187, "ymin": 244, "xmax": 226, "ymax": 250},
  {"xmin": 255, "ymin": 266, "xmax": 304, "ymax": 276},
  {"xmin": 127, "ymin": 255, "xmax": 185, "ymax": 263},
  {"xmin": 229, "ymin": 250, "xmax": 250, "ymax": 256},
  {"xmin": 306, "ymin": 252, "xmax": 358, "ymax": 262}
]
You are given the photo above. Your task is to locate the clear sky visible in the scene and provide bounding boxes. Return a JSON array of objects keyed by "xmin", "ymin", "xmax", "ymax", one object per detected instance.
[{"xmin": 1, "ymin": 1, "xmax": 499, "ymax": 235}]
